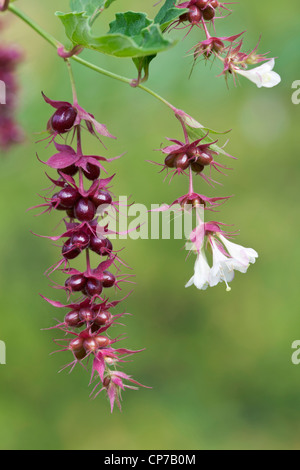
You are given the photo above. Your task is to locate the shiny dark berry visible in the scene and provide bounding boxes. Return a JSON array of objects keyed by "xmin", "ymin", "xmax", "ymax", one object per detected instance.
[
  {"xmin": 71, "ymin": 231, "xmax": 90, "ymax": 249},
  {"xmin": 51, "ymin": 193, "xmax": 67, "ymax": 211},
  {"xmin": 195, "ymin": 0, "xmax": 208, "ymax": 8},
  {"xmin": 74, "ymin": 198, "xmax": 96, "ymax": 222},
  {"xmin": 94, "ymin": 310, "xmax": 112, "ymax": 326},
  {"xmin": 91, "ymin": 190, "xmax": 112, "ymax": 208},
  {"xmin": 84, "ymin": 278, "xmax": 103, "ymax": 297},
  {"xmin": 102, "ymin": 271, "xmax": 115, "ymax": 288},
  {"xmin": 74, "ymin": 348, "xmax": 87, "ymax": 360},
  {"xmin": 65, "ymin": 274, "xmax": 86, "ymax": 292},
  {"xmin": 51, "ymin": 105, "xmax": 77, "ymax": 134},
  {"xmin": 164, "ymin": 154, "xmax": 176, "ymax": 168},
  {"xmin": 196, "ymin": 151, "xmax": 213, "ymax": 166},
  {"xmin": 79, "ymin": 307, "xmax": 94, "ymax": 323},
  {"xmin": 191, "ymin": 162, "xmax": 205, "ymax": 173},
  {"xmin": 69, "ymin": 337, "xmax": 83, "ymax": 352},
  {"xmin": 57, "ymin": 186, "xmax": 80, "ymax": 208},
  {"xmin": 90, "ymin": 236, "xmax": 112, "ymax": 256},
  {"xmin": 62, "ymin": 239, "xmax": 81, "ymax": 260},
  {"xmin": 188, "ymin": 5, "xmax": 202, "ymax": 24},
  {"xmin": 83, "ymin": 337, "xmax": 99, "ymax": 352},
  {"xmin": 59, "ymin": 164, "xmax": 78, "ymax": 176},
  {"xmin": 202, "ymin": 5, "xmax": 215, "ymax": 20},
  {"xmin": 95, "ymin": 336, "xmax": 110, "ymax": 348},
  {"xmin": 83, "ymin": 163, "xmax": 100, "ymax": 181},
  {"xmin": 175, "ymin": 153, "xmax": 190, "ymax": 170},
  {"xmin": 65, "ymin": 311, "xmax": 81, "ymax": 327}
]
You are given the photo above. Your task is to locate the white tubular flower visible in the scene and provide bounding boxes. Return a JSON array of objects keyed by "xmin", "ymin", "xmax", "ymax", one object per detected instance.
[
  {"xmin": 210, "ymin": 240, "xmax": 250, "ymax": 292},
  {"xmin": 218, "ymin": 234, "xmax": 258, "ymax": 266},
  {"xmin": 185, "ymin": 249, "xmax": 211, "ymax": 290},
  {"xmin": 236, "ymin": 59, "xmax": 281, "ymax": 88}
]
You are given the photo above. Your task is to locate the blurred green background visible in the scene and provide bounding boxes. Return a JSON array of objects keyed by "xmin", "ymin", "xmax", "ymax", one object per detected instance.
[{"xmin": 0, "ymin": 0, "xmax": 299, "ymax": 450}]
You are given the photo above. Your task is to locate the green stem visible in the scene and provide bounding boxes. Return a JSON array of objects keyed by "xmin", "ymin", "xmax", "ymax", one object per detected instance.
[
  {"xmin": 8, "ymin": 3, "xmax": 175, "ymax": 111},
  {"xmin": 8, "ymin": 3, "xmax": 59, "ymax": 48},
  {"xmin": 66, "ymin": 60, "xmax": 78, "ymax": 103}
]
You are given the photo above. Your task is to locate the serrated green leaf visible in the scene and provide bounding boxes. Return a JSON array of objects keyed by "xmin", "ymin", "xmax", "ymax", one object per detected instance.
[
  {"xmin": 56, "ymin": 10, "xmax": 175, "ymax": 58},
  {"xmin": 154, "ymin": 0, "xmax": 187, "ymax": 31}
]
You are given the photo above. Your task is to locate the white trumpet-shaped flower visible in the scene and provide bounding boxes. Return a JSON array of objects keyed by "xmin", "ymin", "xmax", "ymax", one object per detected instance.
[
  {"xmin": 235, "ymin": 59, "xmax": 281, "ymax": 88},
  {"xmin": 185, "ymin": 249, "xmax": 211, "ymax": 291},
  {"xmin": 210, "ymin": 239, "xmax": 251, "ymax": 292},
  {"xmin": 218, "ymin": 235, "xmax": 258, "ymax": 266},
  {"xmin": 186, "ymin": 228, "xmax": 259, "ymax": 292}
]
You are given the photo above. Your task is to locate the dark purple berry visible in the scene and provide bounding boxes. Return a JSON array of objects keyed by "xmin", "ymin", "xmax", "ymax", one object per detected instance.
[
  {"xmin": 164, "ymin": 154, "xmax": 176, "ymax": 168},
  {"xmin": 202, "ymin": 5, "xmax": 215, "ymax": 20},
  {"xmin": 71, "ymin": 231, "xmax": 90, "ymax": 249},
  {"xmin": 95, "ymin": 336, "xmax": 110, "ymax": 348},
  {"xmin": 195, "ymin": 0, "xmax": 208, "ymax": 8},
  {"xmin": 102, "ymin": 271, "xmax": 115, "ymax": 288},
  {"xmin": 51, "ymin": 105, "xmax": 77, "ymax": 134},
  {"xmin": 51, "ymin": 193, "xmax": 67, "ymax": 211},
  {"xmin": 175, "ymin": 153, "xmax": 190, "ymax": 170},
  {"xmin": 83, "ymin": 163, "xmax": 100, "ymax": 181},
  {"xmin": 65, "ymin": 311, "xmax": 81, "ymax": 327},
  {"xmin": 62, "ymin": 239, "xmax": 81, "ymax": 260},
  {"xmin": 74, "ymin": 348, "xmax": 87, "ymax": 360},
  {"xmin": 79, "ymin": 307, "xmax": 94, "ymax": 323},
  {"xmin": 188, "ymin": 5, "xmax": 202, "ymax": 24},
  {"xmin": 59, "ymin": 164, "xmax": 78, "ymax": 176},
  {"xmin": 57, "ymin": 186, "xmax": 80, "ymax": 208},
  {"xmin": 191, "ymin": 162, "xmax": 205, "ymax": 174},
  {"xmin": 83, "ymin": 337, "xmax": 99, "ymax": 352},
  {"xmin": 196, "ymin": 151, "xmax": 213, "ymax": 166},
  {"xmin": 90, "ymin": 235, "xmax": 112, "ymax": 256},
  {"xmin": 84, "ymin": 278, "xmax": 103, "ymax": 297},
  {"xmin": 91, "ymin": 190, "xmax": 112, "ymax": 208},
  {"xmin": 65, "ymin": 274, "xmax": 86, "ymax": 292},
  {"xmin": 69, "ymin": 337, "xmax": 84, "ymax": 352},
  {"xmin": 74, "ymin": 198, "xmax": 96, "ymax": 222},
  {"xmin": 94, "ymin": 310, "xmax": 112, "ymax": 326}
]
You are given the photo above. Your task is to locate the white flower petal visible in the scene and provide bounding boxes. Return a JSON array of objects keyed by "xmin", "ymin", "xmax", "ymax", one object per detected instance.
[
  {"xmin": 218, "ymin": 235, "xmax": 258, "ymax": 265},
  {"xmin": 236, "ymin": 59, "xmax": 281, "ymax": 88},
  {"xmin": 186, "ymin": 250, "xmax": 210, "ymax": 290}
]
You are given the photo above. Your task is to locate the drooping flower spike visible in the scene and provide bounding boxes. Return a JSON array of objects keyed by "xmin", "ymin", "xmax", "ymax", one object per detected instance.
[
  {"xmin": 152, "ymin": 102, "xmax": 257, "ymax": 293},
  {"xmin": 32, "ymin": 85, "xmax": 148, "ymax": 411}
]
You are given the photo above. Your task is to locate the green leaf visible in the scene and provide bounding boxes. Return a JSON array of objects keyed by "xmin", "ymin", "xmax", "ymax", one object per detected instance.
[
  {"xmin": 70, "ymin": 0, "xmax": 117, "ymax": 24},
  {"xmin": 154, "ymin": 0, "xmax": 187, "ymax": 31},
  {"xmin": 56, "ymin": 10, "xmax": 175, "ymax": 58}
]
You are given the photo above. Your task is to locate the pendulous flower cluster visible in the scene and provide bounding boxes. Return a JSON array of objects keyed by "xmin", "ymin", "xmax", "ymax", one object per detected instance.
[
  {"xmin": 169, "ymin": 0, "xmax": 281, "ymax": 87},
  {"xmin": 33, "ymin": 91, "xmax": 148, "ymax": 411},
  {"xmin": 153, "ymin": 109, "xmax": 258, "ymax": 292},
  {"xmin": 0, "ymin": 21, "xmax": 24, "ymax": 150}
]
